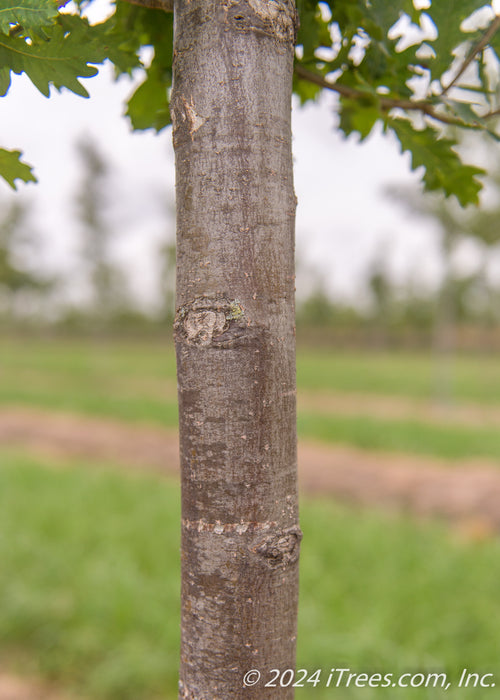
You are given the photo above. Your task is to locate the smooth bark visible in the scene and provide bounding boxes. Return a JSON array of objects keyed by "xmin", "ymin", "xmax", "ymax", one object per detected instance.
[{"xmin": 172, "ymin": 1, "xmax": 300, "ymax": 697}]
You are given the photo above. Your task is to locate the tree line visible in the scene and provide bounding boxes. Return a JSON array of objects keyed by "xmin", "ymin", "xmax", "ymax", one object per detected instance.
[
  {"xmin": 0, "ymin": 137, "xmax": 176, "ymax": 331},
  {"xmin": 4, "ymin": 137, "xmax": 500, "ymax": 351}
]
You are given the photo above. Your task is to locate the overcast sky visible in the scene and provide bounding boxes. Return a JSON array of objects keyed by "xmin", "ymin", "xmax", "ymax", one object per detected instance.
[{"xmin": 0, "ymin": 0, "xmax": 459, "ymax": 310}]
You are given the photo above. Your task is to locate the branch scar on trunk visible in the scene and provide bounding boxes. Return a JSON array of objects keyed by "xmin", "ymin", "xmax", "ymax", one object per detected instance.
[
  {"xmin": 171, "ymin": 96, "xmax": 207, "ymax": 140},
  {"xmin": 174, "ymin": 296, "xmax": 245, "ymax": 347},
  {"xmin": 251, "ymin": 526, "xmax": 302, "ymax": 568}
]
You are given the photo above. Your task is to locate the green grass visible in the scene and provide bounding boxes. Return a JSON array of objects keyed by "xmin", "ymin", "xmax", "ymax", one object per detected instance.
[
  {"xmin": 297, "ymin": 348, "xmax": 500, "ymax": 404},
  {"xmin": 2, "ymin": 337, "xmax": 500, "ymax": 462},
  {"xmin": 0, "ymin": 337, "xmax": 179, "ymax": 426},
  {"xmin": 2, "ymin": 337, "xmax": 500, "ymax": 407},
  {"xmin": 0, "ymin": 454, "xmax": 181, "ymax": 700},
  {"xmin": 1, "ymin": 452, "xmax": 500, "ymax": 698},
  {"xmin": 298, "ymin": 412, "xmax": 500, "ymax": 461},
  {"xmin": 298, "ymin": 502, "xmax": 500, "ymax": 698}
]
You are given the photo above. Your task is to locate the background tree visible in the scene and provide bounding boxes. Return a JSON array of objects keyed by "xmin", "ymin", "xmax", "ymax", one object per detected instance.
[
  {"xmin": 75, "ymin": 138, "xmax": 130, "ymax": 325},
  {"xmin": 367, "ymin": 243, "xmax": 394, "ymax": 346},
  {"xmin": 4, "ymin": 1, "xmax": 500, "ymax": 698},
  {"xmin": 0, "ymin": 197, "xmax": 53, "ymax": 322},
  {"xmin": 387, "ymin": 163, "xmax": 500, "ymax": 400}
]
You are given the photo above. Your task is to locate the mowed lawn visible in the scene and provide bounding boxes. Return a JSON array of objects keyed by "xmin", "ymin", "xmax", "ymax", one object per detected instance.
[
  {"xmin": 1, "ymin": 451, "xmax": 500, "ymax": 700},
  {"xmin": 2, "ymin": 336, "xmax": 500, "ymax": 461}
]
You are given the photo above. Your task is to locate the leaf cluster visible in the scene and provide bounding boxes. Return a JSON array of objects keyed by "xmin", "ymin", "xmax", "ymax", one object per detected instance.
[
  {"xmin": 294, "ymin": 0, "xmax": 500, "ymax": 206},
  {"xmin": 3, "ymin": 0, "xmax": 500, "ymax": 207},
  {"xmin": 107, "ymin": 2, "xmax": 173, "ymax": 132},
  {"xmin": 0, "ymin": 0, "xmax": 138, "ymax": 189},
  {"xmin": 114, "ymin": 0, "xmax": 500, "ymax": 206}
]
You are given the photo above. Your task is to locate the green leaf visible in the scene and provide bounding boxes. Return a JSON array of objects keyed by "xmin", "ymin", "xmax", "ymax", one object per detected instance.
[
  {"xmin": 425, "ymin": 0, "xmax": 490, "ymax": 80},
  {"xmin": 323, "ymin": 0, "xmax": 416, "ymax": 43},
  {"xmin": 293, "ymin": 71, "xmax": 322, "ymax": 104},
  {"xmin": 443, "ymin": 98, "xmax": 484, "ymax": 126},
  {"xmin": 363, "ymin": 0, "xmax": 416, "ymax": 36},
  {"xmin": 0, "ymin": 64, "xmax": 10, "ymax": 95},
  {"xmin": 0, "ymin": 16, "xmax": 97, "ymax": 97},
  {"xmin": 0, "ymin": 0, "xmax": 59, "ymax": 36},
  {"xmin": 90, "ymin": 5, "xmax": 143, "ymax": 77},
  {"xmin": 338, "ymin": 96, "xmax": 381, "ymax": 141},
  {"xmin": 76, "ymin": 12, "xmax": 140, "ymax": 77},
  {"xmin": 297, "ymin": 0, "xmax": 417, "ymax": 102},
  {"xmin": 323, "ymin": 0, "xmax": 365, "ymax": 36},
  {"xmin": 0, "ymin": 148, "xmax": 36, "ymax": 189},
  {"xmin": 0, "ymin": 13, "xmax": 138, "ymax": 99},
  {"xmin": 296, "ymin": 0, "xmax": 332, "ymax": 62},
  {"xmin": 108, "ymin": 5, "xmax": 173, "ymax": 132},
  {"xmin": 126, "ymin": 67, "xmax": 171, "ymax": 131},
  {"xmin": 388, "ymin": 118, "xmax": 485, "ymax": 206},
  {"xmin": 432, "ymin": 98, "xmax": 500, "ymax": 141}
]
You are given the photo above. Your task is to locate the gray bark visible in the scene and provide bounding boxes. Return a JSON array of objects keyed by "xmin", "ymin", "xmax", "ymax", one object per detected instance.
[{"xmin": 171, "ymin": 1, "xmax": 300, "ymax": 697}]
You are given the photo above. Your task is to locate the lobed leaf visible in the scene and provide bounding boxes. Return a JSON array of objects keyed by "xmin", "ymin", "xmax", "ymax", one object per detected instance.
[
  {"xmin": 338, "ymin": 96, "xmax": 381, "ymax": 141},
  {"xmin": 0, "ymin": 148, "xmax": 36, "ymax": 189},
  {"xmin": 424, "ymin": 0, "xmax": 490, "ymax": 81},
  {"xmin": 362, "ymin": 0, "xmax": 416, "ymax": 37},
  {"xmin": 293, "ymin": 0, "xmax": 500, "ymax": 204},
  {"xmin": 295, "ymin": 0, "xmax": 332, "ymax": 63},
  {"xmin": 388, "ymin": 118, "xmax": 485, "ymax": 207},
  {"xmin": 108, "ymin": 4, "xmax": 173, "ymax": 131},
  {"xmin": 0, "ymin": 13, "xmax": 138, "ymax": 98},
  {"xmin": 126, "ymin": 66, "xmax": 171, "ymax": 131}
]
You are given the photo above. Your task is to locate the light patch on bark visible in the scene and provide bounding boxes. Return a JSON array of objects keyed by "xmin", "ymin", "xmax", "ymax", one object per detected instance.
[
  {"xmin": 171, "ymin": 96, "xmax": 207, "ymax": 139},
  {"xmin": 174, "ymin": 297, "xmax": 244, "ymax": 346},
  {"xmin": 223, "ymin": 0, "xmax": 297, "ymax": 43},
  {"xmin": 182, "ymin": 518, "xmax": 277, "ymax": 532},
  {"xmin": 248, "ymin": 0, "xmax": 296, "ymax": 40},
  {"xmin": 183, "ymin": 97, "xmax": 207, "ymax": 134},
  {"xmin": 184, "ymin": 310, "xmax": 226, "ymax": 346}
]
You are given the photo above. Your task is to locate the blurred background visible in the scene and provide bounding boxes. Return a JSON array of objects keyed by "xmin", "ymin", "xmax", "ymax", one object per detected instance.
[{"xmin": 2, "ymin": 1, "xmax": 500, "ymax": 699}]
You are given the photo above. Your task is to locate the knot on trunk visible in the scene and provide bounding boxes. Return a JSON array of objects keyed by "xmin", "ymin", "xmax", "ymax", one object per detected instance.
[
  {"xmin": 174, "ymin": 296, "xmax": 245, "ymax": 347},
  {"xmin": 224, "ymin": 0, "xmax": 298, "ymax": 44},
  {"xmin": 251, "ymin": 526, "xmax": 302, "ymax": 568}
]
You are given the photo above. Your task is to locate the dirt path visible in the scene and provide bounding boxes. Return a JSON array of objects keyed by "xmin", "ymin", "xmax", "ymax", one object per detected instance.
[
  {"xmin": 1, "ymin": 406, "xmax": 500, "ymax": 534},
  {"xmin": 0, "ymin": 673, "xmax": 72, "ymax": 700},
  {"xmin": 299, "ymin": 390, "xmax": 500, "ymax": 428}
]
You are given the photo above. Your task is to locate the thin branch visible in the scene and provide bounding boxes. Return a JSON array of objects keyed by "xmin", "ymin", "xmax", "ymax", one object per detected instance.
[
  {"xmin": 119, "ymin": 0, "xmax": 173, "ymax": 11},
  {"xmin": 482, "ymin": 106, "xmax": 500, "ymax": 119},
  {"xmin": 441, "ymin": 15, "xmax": 500, "ymax": 95},
  {"xmin": 294, "ymin": 64, "xmax": 464, "ymax": 127}
]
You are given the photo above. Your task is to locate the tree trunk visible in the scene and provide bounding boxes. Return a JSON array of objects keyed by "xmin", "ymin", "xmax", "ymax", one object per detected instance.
[{"xmin": 171, "ymin": 1, "xmax": 301, "ymax": 697}]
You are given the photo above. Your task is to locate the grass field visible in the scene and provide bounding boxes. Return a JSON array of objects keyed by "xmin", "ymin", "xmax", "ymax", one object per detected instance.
[
  {"xmin": 3, "ymin": 336, "xmax": 500, "ymax": 403},
  {"xmin": 1, "ymin": 335, "xmax": 500, "ymax": 698},
  {"xmin": 1, "ymin": 336, "xmax": 500, "ymax": 461},
  {"xmin": 1, "ymin": 451, "xmax": 500, "ymax": 699}
]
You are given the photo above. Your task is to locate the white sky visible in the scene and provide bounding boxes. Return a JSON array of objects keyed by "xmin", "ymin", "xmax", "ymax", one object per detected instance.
[{"xmin": 0, "ymin": 0, "xmax": 460, "ymax": 311}]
